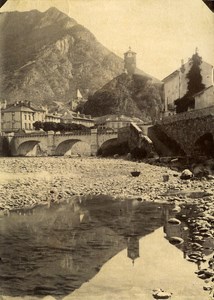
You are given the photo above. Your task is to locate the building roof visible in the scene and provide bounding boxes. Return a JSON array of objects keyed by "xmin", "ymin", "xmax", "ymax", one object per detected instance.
[
  {"xmin": 162, "ymin": 70, "xmax": 179, "ymax": 82},
  {"xmin": 3, "ymin": 106, "xmax": 35, "ymax": 113},
  {"xmin": 94, "ymin": 114, "xmax": 144, "ymax": 125},
  {"xmin": 162, "ymin": 56, "xmax": 213, "ymax": 82},
  {"xmin": 2, "ymin": 101, "xmax": 45, "ymax": 113},
  {"xmin": 45, "ymin": 113, "xmax": 62, "ymax": 118},
  {"xmin": 61, "ymin": 110, "xmax": 93, "ymax": 121},
  {"xmin": 124, "ymin": 47, "xmax": 136, "ymax": 55}
]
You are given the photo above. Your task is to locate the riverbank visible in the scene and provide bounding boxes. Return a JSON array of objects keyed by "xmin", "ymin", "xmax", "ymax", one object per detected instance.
[{"xmin": 0, "ymin": 156, "xmax": 213, "ymax": 211}]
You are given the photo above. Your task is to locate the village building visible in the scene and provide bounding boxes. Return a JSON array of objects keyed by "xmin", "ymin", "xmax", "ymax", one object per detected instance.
[
  {"xmin": 194, "ymin": 85, "xmax": 214, "ymax": 110},
  {"xmin": 61, "ymin": 110, "xmax": 94, "ymax": 128},
  {"xmin": 1, "ymin": 100, "xmax": 45, "ymax": 133},
  {"xmin": 45, "ymin": 112, "xmax": 62, "ymax": 123},
  {"xmin": 162, "ymin": 50, "xmax": 214, "ymax": 116},
  {"xmin": 94, "ymin": 114, "xmax": 145, "ymax": 131},
  {"xmin": 70, "ymin": 89, "xmax": 87, "ymax": 111}
]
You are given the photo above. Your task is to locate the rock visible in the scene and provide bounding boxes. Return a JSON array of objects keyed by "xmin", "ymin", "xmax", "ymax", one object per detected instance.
[
  {"xmin": 180, "ymin": 169, "xmax": 193, "ymax": 180},
  {"xmin": 169, "ymin": 236, "xmax": 184, "ymax": 245},
  {"xmin": 152, "ymin": 288, "xmax": 172, "ymax": 299},
  {"xmin": 172, "ymin": 205, "xmax": 181, "ymax": 213},
  {"xmin": 167, "ymin": 218, "xmax": 181, "ymax": 225},
  {"xmin": 163, "ymin": 174, "xmax": 169, "ymax": 182}
]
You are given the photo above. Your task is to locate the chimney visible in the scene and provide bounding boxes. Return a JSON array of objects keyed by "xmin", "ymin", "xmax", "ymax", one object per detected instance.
[{"xmin": 2, "ymin": 100, "xmax": 7, "ymax": 109}]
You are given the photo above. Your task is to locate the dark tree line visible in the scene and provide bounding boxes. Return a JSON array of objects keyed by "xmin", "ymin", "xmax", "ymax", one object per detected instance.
[
  {"xmin": 33, "ymin": 121, "xmax": 91, "ymax": 132},
  {"xmin": 175, "ymin": 52, "xmax": 205, "ymax": 113}
]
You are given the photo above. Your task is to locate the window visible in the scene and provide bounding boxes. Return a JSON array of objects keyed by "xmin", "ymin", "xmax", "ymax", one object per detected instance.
[
  {"xmin": 29, "ymin": 115, "xmax": 31, "ymax": 120},
  {"xmin": 24, "ymin": 114, "xmax": 27, "ymax": 120},
  {"xmin": 25, "ymin": 123, "xmax": 27, "ymax": 129}
]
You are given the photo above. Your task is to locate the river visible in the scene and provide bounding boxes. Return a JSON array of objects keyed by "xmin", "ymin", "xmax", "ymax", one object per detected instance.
[{"xmin": 0, "ymin": 195, "xmax": 212, "ymax": 300}]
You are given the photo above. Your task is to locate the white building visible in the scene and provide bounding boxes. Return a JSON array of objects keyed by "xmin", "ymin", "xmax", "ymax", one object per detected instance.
[
  {"xmin": 194, "ymin": 85, "xmax": 214, "ymax": 110},
  {"xmin": 1, "ymin": 101, "xmax": 45, "ymax": 132},
  {"xmin": 162, "ymin": 51, "xmax": 214, "ymax": 116}
]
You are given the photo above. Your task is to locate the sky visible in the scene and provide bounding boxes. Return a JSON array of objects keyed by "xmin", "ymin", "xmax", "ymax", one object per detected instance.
[{"xmin": 1, "ymin": 0, "xmax": 214, "ymax": 80}]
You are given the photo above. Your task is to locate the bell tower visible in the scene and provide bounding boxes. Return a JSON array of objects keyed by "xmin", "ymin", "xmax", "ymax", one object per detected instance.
[{"xmin": 124, "ymin": 47, "xmax": 136, "ymax": 75}]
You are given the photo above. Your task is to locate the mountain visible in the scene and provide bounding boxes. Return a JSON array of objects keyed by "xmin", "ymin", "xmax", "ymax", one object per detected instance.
[
  {"xmin": 0, "ymin": 7, "xmax": 124, "ymax": 105},
  {"xmin": 82, "ymin": 72, "xmax": 163, "ymax": 122}
]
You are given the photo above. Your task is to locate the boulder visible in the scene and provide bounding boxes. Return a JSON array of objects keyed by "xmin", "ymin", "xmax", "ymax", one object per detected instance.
[{"xmin": 180, "ymin": 169, "xmax": 193, "ymax": 180}]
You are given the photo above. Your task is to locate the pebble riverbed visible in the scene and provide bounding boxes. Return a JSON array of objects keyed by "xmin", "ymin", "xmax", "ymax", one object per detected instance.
[{"xmin": 0, "ymin": 156, "xmax": 213, "ymax": 210}]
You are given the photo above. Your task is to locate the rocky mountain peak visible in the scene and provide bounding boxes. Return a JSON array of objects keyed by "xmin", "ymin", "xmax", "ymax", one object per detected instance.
[
  {"xmin": 0, "ymin": 8, "xmax": 162, "ymax": 120},
  {"xmin": 34, "ymin": 7, "xmax": 77, "ymax": 30}
]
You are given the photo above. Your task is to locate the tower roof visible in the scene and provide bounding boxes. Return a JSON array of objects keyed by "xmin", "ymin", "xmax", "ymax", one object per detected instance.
[{"xmin": 124, "ymin": 46, "xmax": 136, "ymax": 55}]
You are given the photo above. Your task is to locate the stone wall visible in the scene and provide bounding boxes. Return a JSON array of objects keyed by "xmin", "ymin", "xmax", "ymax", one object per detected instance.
[
  {"xmin": 159, "ymin": 105, "xmax": 214, "ymax": 125},
  {"xmin": 158, "ymin": 115, "xmax": 214, "ymax": 156}
]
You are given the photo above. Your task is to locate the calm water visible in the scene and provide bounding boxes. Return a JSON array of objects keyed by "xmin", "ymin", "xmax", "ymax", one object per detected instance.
[{"xmin": 0, "ymin": 196, "xmax": 212, "ymax": 299}]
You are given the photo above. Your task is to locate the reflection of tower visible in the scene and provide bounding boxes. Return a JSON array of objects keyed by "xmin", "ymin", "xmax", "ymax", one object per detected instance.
[
  {"xmin": 127, "ymin": 236, "xmax": 140, "ymax": 265},
  {"xmin": 124, "ymin": 47, "xmax": 136, "ymax": 75}
]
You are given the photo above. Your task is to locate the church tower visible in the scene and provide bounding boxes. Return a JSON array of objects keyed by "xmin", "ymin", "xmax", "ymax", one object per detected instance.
[{"xmin": 124, "ymin": 47, "xmax": 136, "ymax": 75}]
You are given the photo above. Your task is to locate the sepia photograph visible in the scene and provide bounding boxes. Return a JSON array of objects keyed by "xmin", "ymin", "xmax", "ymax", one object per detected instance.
[{"xmin": 0, "ymin": 0, "xmax": 214, "ymax": 299}]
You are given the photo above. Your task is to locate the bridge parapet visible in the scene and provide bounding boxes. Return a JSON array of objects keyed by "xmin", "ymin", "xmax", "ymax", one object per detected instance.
[
  {"xmin": 159, "ymin": 105, "xmax": 214, "ymax": 125},
  {"xmin": 54, "ymin": 131, "xmax": 91, "ymax": 136},
  {"xmin": 8, "ymin": 129, "xmax": 120, "ymax": 157}
]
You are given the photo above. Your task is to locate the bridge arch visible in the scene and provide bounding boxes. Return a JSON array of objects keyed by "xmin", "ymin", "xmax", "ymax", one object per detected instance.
[
  {"xmin": 193, "ymin": 132, "xmax": 214, "ymax": 157},
  {"xmin": 17, "ymin": 141, "xmax": 45, "ymax": 156},
  {"xmin": 98, "ymin": 138, "xmax": 122, "ymax": 156},
  {"xmin": 55, "ymin": 139, "xmax": 91, "ymax": 156}
]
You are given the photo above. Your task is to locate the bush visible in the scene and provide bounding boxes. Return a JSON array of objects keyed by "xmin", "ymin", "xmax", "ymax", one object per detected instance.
[{"xmin": 33, "ymin": 122, "xmax": 90, "ymax": 132}]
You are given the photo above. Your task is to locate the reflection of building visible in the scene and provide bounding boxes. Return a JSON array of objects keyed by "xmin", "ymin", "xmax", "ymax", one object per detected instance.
[
  {"xmin": 127, "ymin": 236, "xmax": 140, "ymax": 265},
  {"xmin": 162, "ymin": 50, "xmax": 214, "ymax": 116},
  {"xmin": 1, "ymin": 100, "xmax": 45, "ymax": 132}
]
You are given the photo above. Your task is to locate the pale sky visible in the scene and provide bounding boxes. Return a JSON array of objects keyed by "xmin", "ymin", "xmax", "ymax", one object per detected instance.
[{"xmin": 1, "ymin": 0, "xmax": 214, "ymax": 79}]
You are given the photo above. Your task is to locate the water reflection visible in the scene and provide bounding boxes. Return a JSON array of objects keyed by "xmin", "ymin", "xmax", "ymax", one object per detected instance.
[
  {"xmin": 127, "ymin": 236, "xmax": 140, "ymax": 265},
  {"xmin": 164, "ymin": 203, "xmax": 214, "ymax": 270},
  {"xmin": 0, "ymin": 196, "xmax": 165, "ymax": 297},
  {"xmin": 0, "ymin": 196, "xmax": 212, "ymax": 299}
]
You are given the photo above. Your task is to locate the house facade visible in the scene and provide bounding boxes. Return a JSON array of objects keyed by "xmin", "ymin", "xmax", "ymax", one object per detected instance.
[
  {"xmin": 162, "ymin": 53, "xmax": 214, "ymax": 116},
  {"xmin": 45, "ymin": 113, "xmax": 62, "ymax": 123},
  {"xmin": 61, "ymin": 110, "xmax": 94, "ymax": 128},
  {"xmin": 94, "ymin": 114, "xmax": 145, "ymax": 131},
  {"xmin": 1, "ymin": 101, "xmax": 45, "ymax": 133},
  {"xmin": 194, "ymin": 85, "xmax": 214, "ymax": 110}
]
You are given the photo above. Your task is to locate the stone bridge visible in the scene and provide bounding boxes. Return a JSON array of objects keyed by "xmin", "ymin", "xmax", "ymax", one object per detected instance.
[
  {"xmin": 8, "ymin": 129, "xmax": 118, "ymax": 156},
  {"xmin": 150, "ymin": 106, "xmax": 214, "ymax": 157}
]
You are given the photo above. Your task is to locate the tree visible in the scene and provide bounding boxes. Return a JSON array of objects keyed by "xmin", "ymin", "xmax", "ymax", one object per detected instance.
[
  {"xmin": 175, "ymin": 52, "xmax": 205, "ymax": 113},
  {"xmin": 186, "ymin": 52, "xmax": 205, "ymax": 96},
  {"xmin": 33, "ymin": 121, "xmax": 43, "ymax": 130}
]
